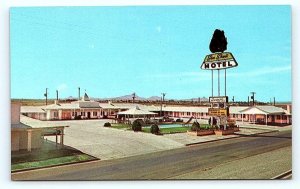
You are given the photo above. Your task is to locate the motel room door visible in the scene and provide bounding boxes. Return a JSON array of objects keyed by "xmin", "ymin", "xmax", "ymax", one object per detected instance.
[{"xmin": 62, "ymin": 112, "xmax": 71, "ymax": 120}]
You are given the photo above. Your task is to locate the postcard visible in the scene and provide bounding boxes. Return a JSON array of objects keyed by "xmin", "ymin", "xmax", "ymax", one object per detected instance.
[{"xmin": 10, "ymin": 5, "xmax": 291, "ymax": 180}]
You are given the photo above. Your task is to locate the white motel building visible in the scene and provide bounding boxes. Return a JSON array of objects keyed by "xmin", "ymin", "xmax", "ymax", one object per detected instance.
[{"xmin": 19, "ymin": 93, "xmax": 292, "ymax": 126}]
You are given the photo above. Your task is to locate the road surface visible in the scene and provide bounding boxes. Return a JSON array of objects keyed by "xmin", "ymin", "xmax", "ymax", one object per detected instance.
[{"xmin": 12, "ymin": 130, "xmax": 292, "ymax": 180}]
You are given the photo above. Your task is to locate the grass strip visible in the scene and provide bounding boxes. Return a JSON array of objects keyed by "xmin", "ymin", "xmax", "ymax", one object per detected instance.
[{"xmin": 12, "ymin": 154, "xmax": 94, "ymax": 172}]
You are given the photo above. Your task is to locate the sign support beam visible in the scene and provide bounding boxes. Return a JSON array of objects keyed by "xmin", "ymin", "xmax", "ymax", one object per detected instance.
[
  {"xmin": 225, "ymin": 69, "xmax": 227, "ymax": 96},
  {"xmin": 211, "ymin": 70, "xmax": 214, "ymax": 97},
  {"xmin": 218, "ymin": 69, "xmax": 220, "ymax": 96}
]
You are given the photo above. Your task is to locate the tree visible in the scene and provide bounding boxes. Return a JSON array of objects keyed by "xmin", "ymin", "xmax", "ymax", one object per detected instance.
[{"xmin": 209, "ymin": 29, "xmax": 228, "ymax": 53}]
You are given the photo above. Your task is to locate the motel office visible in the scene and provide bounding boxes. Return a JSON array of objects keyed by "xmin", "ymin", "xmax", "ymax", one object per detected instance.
[{"xmin": 20, "ymin": 93, "xmax": 292, "ymax": 126}]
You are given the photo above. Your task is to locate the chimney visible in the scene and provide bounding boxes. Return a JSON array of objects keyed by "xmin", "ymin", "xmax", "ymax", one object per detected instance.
[{"xmin": 56, "ymin": 90, "xmax": 59, "ymax": 101}]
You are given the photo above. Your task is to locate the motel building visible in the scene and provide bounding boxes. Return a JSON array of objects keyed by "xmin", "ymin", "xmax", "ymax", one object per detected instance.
[
  {"xmin": 11, "ymin": 102, "xmax": 68, "ymax": 152},
  {"xmin": 20, "ymin": 93, "xmax": 292, "ymax": 126},
  {"xmin": 21, "ymin": 93, "xmax": 120, "ymax": 121}
]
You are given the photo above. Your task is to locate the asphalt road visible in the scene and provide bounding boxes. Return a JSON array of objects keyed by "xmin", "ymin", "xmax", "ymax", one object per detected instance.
[{"xmin": 12, "ymin": 130, "xmax": 292, "ymax": 180}]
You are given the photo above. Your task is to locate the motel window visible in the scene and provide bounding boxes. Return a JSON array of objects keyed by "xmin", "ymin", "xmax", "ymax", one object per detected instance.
[
  {"xmin": 276, "ymin": 115, "xmax": 281, "ymax": 120},
  {"xmin": 93, "ymin": 112, "xmax": 97, "ymax": 116},
  {"xmin": 54, "ymin": 112, "xmax": 58, "ymax": 117},
  {"xmin": 187, "ymin": 112, "xmax": 190, "ymax": 116},
  {"xmin": 243, "ymin": 114, "xmax": 246, "ymax": 118},
  {"xmin": 72, "ymin": 112, "xmax": 75, "ymax": 116}
]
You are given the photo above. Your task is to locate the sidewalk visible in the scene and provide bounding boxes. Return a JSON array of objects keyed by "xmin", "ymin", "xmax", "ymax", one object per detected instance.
[
  {"xmin": 237, "ymin": 122, "xmax": 292, "ymax": 131},
  {"xmin": 163, "ymin": 126, "xmax": 285, "ymax": 146}
]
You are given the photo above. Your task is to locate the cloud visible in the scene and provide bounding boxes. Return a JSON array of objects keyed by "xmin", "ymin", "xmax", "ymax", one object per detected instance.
[
  {"xmin": 155, "ymin": 26, "xmax": 161, "ymax": 33},
  {"xmin": 227, "ymin": 65, "xmax": 291, "ymax": 77},
  {"xmin": 88, "ymin": 44, "xmax": 95, "ymax": 49},
  {"xmin": 146, "ymin": 65, "xmax": 291, "ymax": 83},
  {"xmin": 57, "ymin": 83, "xmax": 67, "ymax": 91}
]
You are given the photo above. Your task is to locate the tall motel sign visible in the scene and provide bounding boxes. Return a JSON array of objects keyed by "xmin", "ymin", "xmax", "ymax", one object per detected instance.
[{"xmin": 200, "ymin": 29, "xmax": 238, "ymax": 129}]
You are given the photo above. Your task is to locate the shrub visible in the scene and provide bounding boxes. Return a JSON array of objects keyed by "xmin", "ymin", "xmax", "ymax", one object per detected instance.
[
  {"xmin": 75, "ymin": 115, "xmax": 81, "ymax": 120},
  {"xmin": 135, "ymin": 119, "xmax": 145, "ymax": 126},
  {"xmin": 104, "ymin": 122, "xmax": 111, "ymax": 127},
  {"xmin": 176, "ymin": 118, "xmax": 183, "ymax": 122},
  {"xmin": 132, "ymin": 120, "xmax": 142, "ymax": 132},
  {"xmin": 150, "ymin": 124, "xmax": 160, "ymax": 134},
  {"xmin": 191, "ymin": 121, "xmax": 201, "ymax": 131}
]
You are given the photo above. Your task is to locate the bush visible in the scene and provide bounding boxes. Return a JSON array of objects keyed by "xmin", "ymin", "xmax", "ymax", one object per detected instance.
[
  {"xmin": 134, "ymin": 119, "xmax": 145, "ymax": 126},
  {"xmin": 191, "ymin": 121, "xmax": 201, "ymax": 131},
  {"xmin": 176, "ymin": 118, "xmax": 183, "ymax": 122},
  {"xmin": 132, "ymin": 120, "xmax": 142, "ymax": 132},
  {"xmin": 150, "ymin": 124, "xmax": 160, "ymax": 134},
  {"xmin": 104, "ymin": 122, "xmax": 111, "ymax": 127},
  {"xmin": 75, "ymin": 115, "xmax": 81, "ymax": 120}
]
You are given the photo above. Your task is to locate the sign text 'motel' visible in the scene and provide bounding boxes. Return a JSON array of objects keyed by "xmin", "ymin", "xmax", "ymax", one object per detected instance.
[
  {"xmin": 201, "ymin": 52, "xmax": 238, "ymax": 70},
  {"xmin": 209, "ymin": 96, "xmax": 228, "ymax": 103}
]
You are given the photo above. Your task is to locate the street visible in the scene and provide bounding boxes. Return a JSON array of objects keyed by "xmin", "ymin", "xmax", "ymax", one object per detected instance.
[{"xmin": 12, "ymin": 130, "xmax": 292, "ymax": 180}]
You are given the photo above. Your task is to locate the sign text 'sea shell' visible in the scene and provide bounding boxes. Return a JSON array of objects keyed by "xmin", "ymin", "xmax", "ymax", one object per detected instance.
[{"xmin": 201, "ymin": 52, "xmax": 238, "ymax": 70}]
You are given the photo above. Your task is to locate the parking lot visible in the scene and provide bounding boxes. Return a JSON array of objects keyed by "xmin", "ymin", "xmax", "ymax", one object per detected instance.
[{"xmin": 45, "ymin": 119, "xmax": 184, "ymax": 160}]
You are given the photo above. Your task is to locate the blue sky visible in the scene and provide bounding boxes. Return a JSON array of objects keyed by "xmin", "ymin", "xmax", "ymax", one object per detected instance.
[{"xmin": 10, "ymin": 6, "xmax": 291, "ymax": 102}]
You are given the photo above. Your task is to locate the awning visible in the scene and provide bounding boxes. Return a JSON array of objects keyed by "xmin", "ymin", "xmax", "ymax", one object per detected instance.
[{"xmin": 117, "ymin": 106, "xmax": 157, "ymax": 115}]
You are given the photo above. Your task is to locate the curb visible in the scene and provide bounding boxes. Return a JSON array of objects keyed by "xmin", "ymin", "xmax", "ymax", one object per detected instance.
[
  {"xmin": 271, "ymin": 169, "xmax": 292, "ymax": 179},
  {"xmin": 185, "ymin": 130, "xmax": 279, "ymax": 146}
]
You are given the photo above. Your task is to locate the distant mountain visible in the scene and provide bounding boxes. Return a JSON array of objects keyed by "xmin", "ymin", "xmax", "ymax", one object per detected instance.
[
  {"xmin": 66, "ymin": 96, "xmax": 77, "ymax": 100},
  {"xmin": 113, "ymin": 94, "xmax": 146, "ymax": 101},
  {"xmin": 147, "ymin": 96, "xmax": 162, "ymax": 101},
  {"xmin": 86, "ymin": 94, "xmax": 208, "ymax": 102},
  {"xmin": 181, "ymin": 97, "xmax": 209, "ymax": 102}
]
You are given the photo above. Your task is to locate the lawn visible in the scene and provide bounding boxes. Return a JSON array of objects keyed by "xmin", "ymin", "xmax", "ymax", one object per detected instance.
[
  {"xmin": 12, "ymin": 154, "xmax": 94, "ymax": 172},
  {"xmin": 110, "ymin": 123, "xmax": 212, "ymax": 134},
  {"xmin": 142, "ymin": 126, "xmax": 192, "ymax": 134},
  {"xmin": 110, "ymin": 123, "xmax": 131, "ymax": 130}
]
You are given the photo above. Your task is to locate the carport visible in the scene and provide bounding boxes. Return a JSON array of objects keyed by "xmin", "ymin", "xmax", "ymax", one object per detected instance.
[{"xmin": 117, "ymin": 106, "xmax": 157, "ymax": 124}]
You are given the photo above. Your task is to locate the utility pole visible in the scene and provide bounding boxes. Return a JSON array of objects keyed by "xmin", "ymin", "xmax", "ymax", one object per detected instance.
[
  {"xmin": 232, "ymin": 96, "xmax": 234, "ymax": 102},
  {"xmin": 44, "ymin": 88, "xmax": 48, "ymax": 105},
  {"xmin": 132, "ymin": 92, "xmax": 136, "ymax": 103},
  {"xmin": 273, "ymin": 97, "xmax": 276, "ymax": 106},
  {"xmin": 78, "ymin": 87, "xmax": 81, "ymax": 100},
  {"xmin": 160, "ymin": 93, "xmax": 166, "ymax": 117},
  {"xmin": 250, "ymin": 92, "xmax": 256, "ymax": 106},
  {"xmin": 248, "ymin": 96, "xmax": 250, "ymax": 106}
]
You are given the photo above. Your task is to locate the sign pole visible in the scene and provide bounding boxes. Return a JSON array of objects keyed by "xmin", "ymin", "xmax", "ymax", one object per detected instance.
[
  {"xmin": 218, "ymin": 69, "xmax": 220, "ymax": 96},
  {"xmin": 225, "ymin": 69, "xmax": 227, "ymax": 96},
  {"xmin": 211, "ymin": 70, "xmax": 214, "ymax": 97}
]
